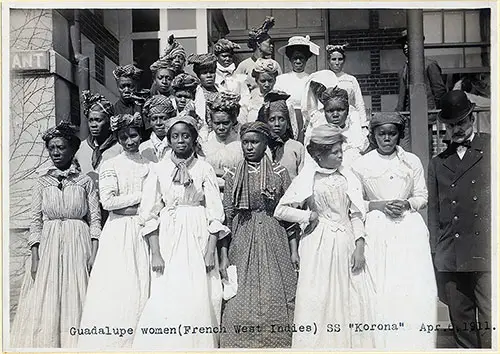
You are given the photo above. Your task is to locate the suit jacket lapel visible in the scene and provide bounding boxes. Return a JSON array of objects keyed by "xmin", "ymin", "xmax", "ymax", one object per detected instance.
[{"xmin": 451, "ymin": 136, "xmax": 484, "ymax": 183}]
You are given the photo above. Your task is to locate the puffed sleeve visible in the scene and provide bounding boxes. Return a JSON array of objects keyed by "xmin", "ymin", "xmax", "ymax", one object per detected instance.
[
  {"xmin": 28, "ymin": 179, "xmax": 43, "ymax": 248},
  {"xmin": 85, "ymin": 177, "xmax": 102, "ymax": 239},
  {"xmin": 137, "ymin": 165, "xmax": 164, "ymax": 237},
  {"xmin": 427, "ymin": 158, "xmax": 439, "ymax": 254},
  {"xmin": 99, "ymin": 160, "xmax": 142, "ymax": 210},
  {"xmin": 350, "ymin": 160, "xmax": 371, "ymax": 212},
  {"xmin": 203, "ymin": 163, "xmax": 230, "ymax": 240},
  {"xmin": 407, "ymin": 154, "xmax": 428, "ymax": 211},
  {"xmin": 351, "ymin": 76, "xmax": 368, "ymax": 128},
  {"xmin": 274, "ymin": 175, "xmax": 312, "ymax": 224}
]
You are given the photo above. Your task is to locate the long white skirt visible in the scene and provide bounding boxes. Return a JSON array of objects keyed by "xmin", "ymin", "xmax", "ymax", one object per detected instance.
[
  {"xmin": 292, "ymin": 219, "xmax": 376, "ymax": 349},
  {"xmin": 132, "ymin": 206, "xmax": 222, "ymax": 350},
  {"xmin": 78, "ymin": 212, "xmax": 150, "ymax": 349},
  {"xmin": 365, "ymin": 210, "xmax": 437, "ymax": 349}
]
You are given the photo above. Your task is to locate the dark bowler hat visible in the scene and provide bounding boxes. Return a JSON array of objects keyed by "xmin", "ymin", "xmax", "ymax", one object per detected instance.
[
  {"xmin": 395, "ymin": 29, "xmax": 425, "ymax": 44},
  {"xmin": 438, "ymin": 90, "xmax": 476, "ymax": 124}
]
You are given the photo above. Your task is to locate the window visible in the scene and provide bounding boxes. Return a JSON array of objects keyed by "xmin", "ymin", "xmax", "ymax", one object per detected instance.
[{"xmin": 423, "ymin": 9, "xmax": 490, "ymax": 71}]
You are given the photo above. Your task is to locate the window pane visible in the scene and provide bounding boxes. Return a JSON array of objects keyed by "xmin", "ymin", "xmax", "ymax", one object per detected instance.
[
  {"xmin": 465, "ymin": 47, "xmax": 487, "ymax": 67},
  {"xmin": 425, "ymin": 48, "xmax": 464, "ymax": 69},
  {"xmin": 329, "ymin": 9, "xmax": 369, "ymax": 30},
  {"xmin": 379, "ymin": 9, "xmax": 406, "ymax": 29},
  {"xmin": 222, "ymin": 9, "xmax": 247, "ymax": 30},
  {"xmin": 343, "ymin": 50, "xmax": 371, "ymax": 75},
  {"xmin": 423, "ymin": 12, "xmax": 442, "ymax": 44},
  {"xmin": 133, "ymin": 39, "xmax": 159, "ymax": 90},
  {"xmin": 297, "ymin": 9, "xmax": 322, "ymax": 28},
  {"xmin": 247, "ymin": 9, "xmax": 271, "ymax": 29},
  {"xmin": 444, "ymin": 11, "xmax": 464, "ymax": 43},
  {"xmin": 272, "ymin": 9, "xmax": 296, "ymax": 28},
  {"xmin": 167, "ymin": 9, "xmax": 196, "ymax": 30},
  {"xmin": 132, "ymin": 9, "xmax": 159, "ymax": 32},
  {"xmin": 465, "ymin": 11, "xmax": 482, "ymax": 42}
]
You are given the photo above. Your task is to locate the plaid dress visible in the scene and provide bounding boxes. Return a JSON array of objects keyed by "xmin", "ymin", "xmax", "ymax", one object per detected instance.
[{"xmin": 220, "ymin": 162, "xmax": 297, "ymax": 348}]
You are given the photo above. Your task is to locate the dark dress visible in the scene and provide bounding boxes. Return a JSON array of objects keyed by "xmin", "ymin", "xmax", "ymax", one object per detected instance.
[{"xmin": 220, "ymin": 162, "xmax": 297, "ymax": 348}]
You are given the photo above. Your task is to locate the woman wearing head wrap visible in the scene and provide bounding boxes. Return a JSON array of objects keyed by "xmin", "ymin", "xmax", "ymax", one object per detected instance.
[
  {"xmin": 326, "ymin": 43, "xmax": 368, "ymax": 134},
  {"xmin": 132, "ymin": 114, "xmax": 228, "ymax": 350},
  {"xmin": 188, "ymin": 53, "xmax": 220, "ymax": 138},
  {"xmin": 203, "ymin": 91, "xmax": 244, "ymax": 192},
  {"xmin": 171, "ymin": 73, "xmax": 199, "ymax": 114},
  {"xmin": 257, "ymin": 90, "xmax": 305, "ymax": 179},
  {"xmin": 274, "ymin": 124, "xmax": 375, "ymax": 349},
  {"xmin": 10, "ymin": 122, "xmax": 101, "ymax": 348},
  {"xmin": 235, "ymin": 16, "xmax": 283, "ymax": 91},
  {"xmin": 275, "ymin": 36, "xmax": 320, "ymax": 142},
  {"xmin": 303, "ymin": 85, "xmax": 368, "ymax": 168},
  {"xmin": 150, "ymin": 56, "xmax": 176, "ymax": 98},
  {"xmin": 139, "ymin": 95, "xmax": 176, "ymax": 162},
  {"xmin": 78, "ymin": 113, "xmax": 151, "ymax": 350},
  {"xmin": 213, "ymin": 38, "xmax": 251, "ymax": 123},
  {"xmin": 76, "ymin": 90, "xmax": 122, "ymax": 187},
  {"xmin": 162, "ymin": 34, "xmax": 187, "ymax": 75},
  {"xmin": 246, "ymin": 58, "xmax": 297, "ymax": 132},
  {"xmin": 351, "ymin": 113, "xmax": 436, "ymax": 349},
  {"xmin": 219, "ymin": 121, "xmax": 298, "ymax": 348},
  {"xmin": 112, "ymin": 64, "xmax": 145, "ymax": 117}
]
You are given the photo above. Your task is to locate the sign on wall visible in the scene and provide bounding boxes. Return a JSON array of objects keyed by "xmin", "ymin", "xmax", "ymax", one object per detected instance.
[{"xmin": 11, "ymin": 50, "xmax": 50, "ymax": 72}]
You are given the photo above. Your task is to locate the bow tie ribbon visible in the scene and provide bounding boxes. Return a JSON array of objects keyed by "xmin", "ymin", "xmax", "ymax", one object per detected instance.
[{"xmin": 449, "ymin": 140, "xmax": 472, "ymax": 151}]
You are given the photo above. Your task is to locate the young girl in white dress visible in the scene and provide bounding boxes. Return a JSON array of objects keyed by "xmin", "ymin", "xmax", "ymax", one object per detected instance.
[
  {"xmin": 274, "ymin": 124, "xmax": 375, "ymax": 349},
  {"xmin": 78, "ymin": 113, "xmax": 150, "ymax": 349},
  {"xmin": 351, "ymin": 113, "xmax": 437, "ymax": 349},
  {"xmin": 133, "ymin": 114, "xmax": 229, "ymax": 349}
]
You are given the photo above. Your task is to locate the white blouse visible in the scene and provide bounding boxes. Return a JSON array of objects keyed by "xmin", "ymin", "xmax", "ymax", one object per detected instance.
[
  {"xmin": 351, "ymin": 147, "xmax": 427, "ymax": 212},
  {"xmin": 274, "ymin": 71, "xmax": 310, "ymax": 110},
  {"xmin": 336, "ymin": 72, "xmax": 368, "ymax": 128},
  {"xmin": 98, "ymin": 151, "xmax": 150, "ymax": 211}
]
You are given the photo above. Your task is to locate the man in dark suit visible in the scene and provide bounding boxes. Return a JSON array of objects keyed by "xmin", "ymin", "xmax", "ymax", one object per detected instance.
[
  {"xmin": 395, "ymin": 29, "xmax": 448, "ymax": 151},
  {"xmin": 428, "ymin": 90, "xmax": 491, "ymax": 348}
]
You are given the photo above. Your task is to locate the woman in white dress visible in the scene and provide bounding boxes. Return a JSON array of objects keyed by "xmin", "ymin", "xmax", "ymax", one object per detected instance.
[
  {"xmin": 351, "ymin": 113, "xmax": 437, "ymax": 349},
  {"xmin": 203, "ymin": 91, "xmax": 243, "ymax": 192},
  {"xmin": 78, "ymin": 113, "xmax": 150, "ymax": 349},
  {"xmin": 275, "ymin": 35, "xmax": 319, "ymax": 142},
  {"xmin": 133, "ymin": 114, "xmax": 229, "ymax": 350},
  {"xmin": 326, "ymin": 43, "xmax": 368, "ymax": 134},
  {"xmin": 274, "ymin": 124, "xmax": 375, "ymax": 349},
  {"xmin": 247, "ymin": 58, "xmax": 297, "ymax": 138}
]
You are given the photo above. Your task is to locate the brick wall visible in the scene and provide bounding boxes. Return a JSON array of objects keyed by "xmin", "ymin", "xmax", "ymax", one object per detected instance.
[
  {"xmin": 80, "ymin": 9, "xmax": 119, "ymax": 85},
  {"xmin": 328, "ymin": 10, "xmax": 405, "ymax": 111}
]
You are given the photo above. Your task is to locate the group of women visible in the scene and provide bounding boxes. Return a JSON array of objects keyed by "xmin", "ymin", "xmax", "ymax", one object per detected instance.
[{"xmin": 10, "ymin": 16, "xmax": 437, "ymax": 350}]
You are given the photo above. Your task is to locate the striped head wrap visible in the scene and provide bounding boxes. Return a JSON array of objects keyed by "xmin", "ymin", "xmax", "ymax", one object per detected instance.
[
  {"xmin": 110, "ymin": 112, "xmax": 143, "ymax": 132},
  {"xmin": 163, "ymin": 34, "xmax": 187, "ymax": 60},
  {"xmin": 112, "ymin": 64, "xmax": 143, "ymax": 81},
  {"xmin": 252, "ymin": 58, "xmax": 280, "ymax": 77},
  {"xmin": 171, "ymin": 73, "xmax": 200, "ymax": 94},
  {"xmin": 81, "ymin": 90, "xmax": 114, "ymax": 117},
  {"xmin": 208, "ymin": 91, "xmax": 241, "ymax": 119},
  {"xmin": 213, "ymin": 38, "xmax": 241, "ymax": 55},
  {"xmin": 143, "ymin": 95, "xmax": 176, "ymax": 118},
  {"xmin": 317, "ymin": 86, "xmax": 349, "ymax": 107},
  {"xmin": 150, "ymin": 56, "xmax": 176, "ymax": 75},
  {"xmin": 42, "ymin": 121, "xmax": 81, "ymax": 152}
]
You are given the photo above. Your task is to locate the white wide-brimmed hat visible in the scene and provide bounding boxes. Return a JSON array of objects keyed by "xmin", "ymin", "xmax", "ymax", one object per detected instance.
[{"xmin": 278, "ymin": 35, "xmax": 320, "ymax": 56}]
